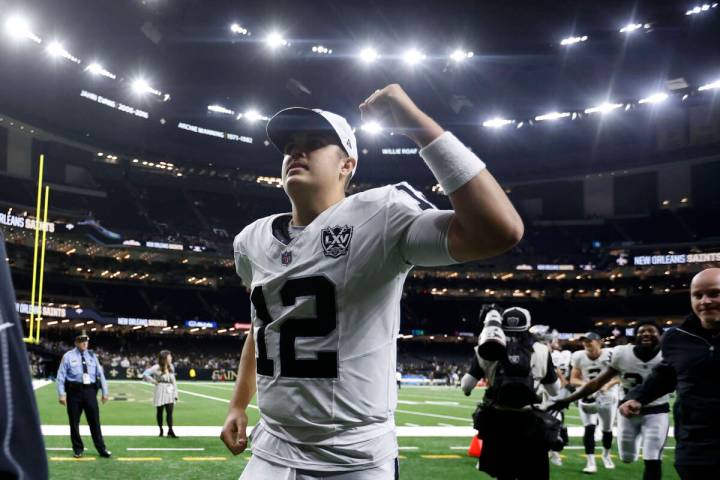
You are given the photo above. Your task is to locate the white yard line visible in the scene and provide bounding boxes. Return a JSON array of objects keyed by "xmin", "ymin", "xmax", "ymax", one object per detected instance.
[
  {"xmin": 127, "ymin": 448, "xmax": 205, "ymax": 451},
  {"xmin": 437, "ymin": 423, "xmax": 455, "ymax": 427},
  {"xmin": 395, "ymin": 409, "xmax": 471, "ymax": 422},
  {"xmin": 137, "ymin": 382, "xmax": 258, "ymax": 409},
  {"xmin": 398, "ymin": 446, "xmax": 419, "ymax": 450},
  {"xmin": 32, "ymin": 379, "xmax": 52, "ymax": 390},
  {"xmin": 404, "ymin": 423, "xmax": 420, "ymax": 427},
  {"xmin": 46, "ymin": 447, "xmax": 72, "ymax": 451}
]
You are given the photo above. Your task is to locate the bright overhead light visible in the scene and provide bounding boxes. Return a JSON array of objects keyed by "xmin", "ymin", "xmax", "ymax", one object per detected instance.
[
  {"xmin": 361, "ymin": 121, "xmax": 383, "ymax": 134},
  {"xmin": 243, "ymin": 109, "xmax": 268, "ymax": 122},
  {"xmin": 208, "ymin": 104, "xmax": 235, "ymax": 115},
  {"xmin": 5, "ymin": 15, "xmax": 41, "ymax": 43},
  {"xmin": 132, "ymin": 78, "xmax": 162, "ymax": 96},
  {"xmin": 584, "ymin": 102, "xmax": 623, "ymax": 114},
  {"xmin": 534, "ymin": 111, "xmax": 571, "ymax": 122},
  {"xmin": 46, "ymin": 41, "xmax": 81, "ymax": 63},
  {"xmin": 560, "ymin": 35, "xmax": 588, "ymax": 46},
  {"xmin": 403, "ymin": 48, "xmax": 426, "ymax": 65},
  {"xmin": 359, "ymin": 47, "xmax": 379, "ymax": 63},
  {"xmin": 638, "ymin": 92, "xmax": 669, "ymax": 104},
  {"xmin": 312, "ymin": 45, "xmax": 332, "ymax": 54},
  {"xmin": 85, "ymin": 62, "xmax": 116, "ymax": 79},
  {"xmin": 698, "ymin": 79, "xmax": 720, "ymax": 91},
  {"xmin": 450, "ymin": 49, "xmax": 474, "ymax": 62},
  {"xmin": 230, "ymin": 23, "xmax": 250, "ymax": 35},
  {"xmin": 686, "ymin": 3, "xmax": 718, "ymax": 15},
  {"xmin": 482, "ymin": 117, "xmax": 513, "ymax": 128},
  {"xmin": 619, "ymin": 23, "xmax": 644, "ymax": 33},
  {"xmin": 266, "ymin": 32, "xmax": 288, "ymax": 49}
]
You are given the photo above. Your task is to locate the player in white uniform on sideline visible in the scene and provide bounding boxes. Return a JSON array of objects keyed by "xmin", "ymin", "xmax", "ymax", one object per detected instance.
[
  {"xmin": 219, "ymin": 84, "xmax": 524, "ymax": 479},
  {"xmin": 569, "ymin": 332, "xmax": 620, "ymax": 474},
  {"xmin": 549, "ymin": 336, "xmax": 572, "ymax": 466},
  {"xmin": 551, "ymin": 322, "xmax": 670, "ymax": 480}
]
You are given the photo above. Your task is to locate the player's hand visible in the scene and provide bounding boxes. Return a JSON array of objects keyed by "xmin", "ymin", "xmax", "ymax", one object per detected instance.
[
  {"xmin": 59, "ymin": 395, "xmax": 67, "ymax": 406},
  {"xmin": 221, "ymin": 407, "xmax": 249, "ymax": 455},
  {"xmin": 619, "ymin": 400, "xmax": 642, "ymax": 417},
  {"xmin": 101, "ymin": 395, "xmax": 109, "ymax": 404},
  {"xmin": 548, "ymin": 399, "xmax": 570, "ymax": 413},
  {"xmin": 359, "ymin": 84, "xmax": 443, "ymax": 147}
]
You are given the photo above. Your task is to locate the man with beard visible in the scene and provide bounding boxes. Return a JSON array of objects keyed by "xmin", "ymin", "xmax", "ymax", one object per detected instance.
[
  {"xmin": 620, "ymin": 268, "xmax": 720, "ymax": 480},
  {"xmin": 552, "ymin": 322, "xmax": 668, "ymax": 480}
]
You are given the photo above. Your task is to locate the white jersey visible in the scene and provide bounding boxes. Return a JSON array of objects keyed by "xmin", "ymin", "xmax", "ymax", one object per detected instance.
[
  {"xmin": 571, "ymin": 348, "xmax": 618, "ymax": 403},
  {"xmin": 610, "ymin": 344, "xmax": 669, "ymax": 407},
  {"xmin": 234, "ymin": 183, "xmax": 453, "ymax": 470},
  {"xmin": 551, "ymin": 349, "xmax": 572, "ymax": 380}
]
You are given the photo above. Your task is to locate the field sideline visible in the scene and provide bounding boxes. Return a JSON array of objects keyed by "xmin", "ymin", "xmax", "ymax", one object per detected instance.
[{"xmin": 35, "ymin": 381, "xmax": 680, "ymax": 479}]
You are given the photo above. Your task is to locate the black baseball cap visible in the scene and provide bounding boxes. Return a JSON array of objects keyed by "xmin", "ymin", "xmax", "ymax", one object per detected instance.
[{"xmin": 579, "ymin": 332, "xmax": 602, "ymax": 342}]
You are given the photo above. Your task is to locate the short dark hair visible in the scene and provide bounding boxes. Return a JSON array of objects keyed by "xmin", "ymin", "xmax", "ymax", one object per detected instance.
[{"xmin": 636, "ymin": 320, "xmax": 662, "ymax": 335}]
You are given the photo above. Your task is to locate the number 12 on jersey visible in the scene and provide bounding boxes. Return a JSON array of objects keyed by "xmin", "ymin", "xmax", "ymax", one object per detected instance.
[{"xmin": 250, "ymin": 276, "xmax": 339, "ymax": 378}]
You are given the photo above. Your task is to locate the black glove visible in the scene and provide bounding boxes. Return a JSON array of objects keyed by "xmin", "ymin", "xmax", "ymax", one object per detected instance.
[{"xmin": 548, "ymin": 399, "xmax": 571, "ymax": 413}]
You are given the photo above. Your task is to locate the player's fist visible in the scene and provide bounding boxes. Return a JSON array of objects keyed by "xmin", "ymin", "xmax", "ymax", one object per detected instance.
[
  {"xmin": 359, "ymin": 84, "xmax": 443, "ymax": 147},
  {"xmin": 221, "ymin": 407, "xmax": 249, "ymax": 455},
  {"xmin": 58, "ymin": 395, "xmax": 67, "ymax": 406},
  {"xmin": 619, "ymin": 400, "xmax": 642, "ymax": 417}
]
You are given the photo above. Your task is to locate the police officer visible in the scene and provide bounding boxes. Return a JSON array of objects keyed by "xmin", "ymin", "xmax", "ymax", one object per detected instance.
[{"xmin": 56, "ymin": 332, "xmax": 111, "ymax": 458}]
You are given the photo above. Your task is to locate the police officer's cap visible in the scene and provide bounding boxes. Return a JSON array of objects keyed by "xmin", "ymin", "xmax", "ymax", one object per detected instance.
[{"xmin": 75, "ymin": 332, "xmax": 89, "ymax": 342}]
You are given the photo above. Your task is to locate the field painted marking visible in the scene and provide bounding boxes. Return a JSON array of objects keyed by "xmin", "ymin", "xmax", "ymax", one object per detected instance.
[
  {"xmin": 397, "ymin": 400, "xmax": 420, "ymax": 405},
  {"xmin": 398, "ymin": 446, "xmax": 419, "ymax": 450},
  {"xmin": 49, "ymin": 457, "xmax": 95, "ymax": 461},
  {"xmin": 117, "ymin": 457, "xmax": 162, "ymax": 462},
  {"xmin": 404, "ymin": 423, "xmax": 420, "ymax": 427},
  {"xmin": 421, "ymin": 454, "xmax": 462, "ymax": 459},
  {"xmin": 438, "ymin": 423, "xmax": 455, "ymax": 427},
  {"xmin": 32, "ymin": 379, "xmax": 52, "ymax": 390},
  {"xmin": 424, "ymin": 401, "xmax": 460, "ymax": 406},
  {"xmin": 127, "ymin": 448, "xmax": 205, "ymax": 451},
  {"xmin": 183, "ymin": 457, "xmax": 227, "ymax": 461},
  {"xmin": 138, "ymin": 382, "xmax": 258, "ymax": 409},
  {"xmin": 46, "ymin": 447, "xmax": 73, "ymax": 451},
  {"xmin": 449, "ymin": 446, "xmax": 468, "ymax": 450},
  {"xmin": 395, "ymin": 409, "xmax": 471, "ymax": 422}
]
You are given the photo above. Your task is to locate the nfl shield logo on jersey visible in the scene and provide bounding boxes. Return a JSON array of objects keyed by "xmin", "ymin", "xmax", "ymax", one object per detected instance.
[
  {"xmin": 281, "ymin": 250, "xmax": 292, "ymax": 266},
  {"xmin": 321, "ymin": 225, "xmax": 353, "ymax": 258}
]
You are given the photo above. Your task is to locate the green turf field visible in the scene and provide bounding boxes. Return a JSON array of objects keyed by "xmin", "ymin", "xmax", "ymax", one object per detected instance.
[{"xmin": 35, "ymin": 381, "xmax": 679, "ymax": 479}]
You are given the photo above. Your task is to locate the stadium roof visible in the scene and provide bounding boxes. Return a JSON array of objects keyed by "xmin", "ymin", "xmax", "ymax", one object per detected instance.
[{"xmin": 1, "ymin": 0, "xmax": 719, "ymax": 183}]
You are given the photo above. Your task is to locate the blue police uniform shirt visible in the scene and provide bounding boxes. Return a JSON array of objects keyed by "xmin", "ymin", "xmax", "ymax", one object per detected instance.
[{"xmin": 56, "ymin": 348, "xmax": 109, "ymax": 396}]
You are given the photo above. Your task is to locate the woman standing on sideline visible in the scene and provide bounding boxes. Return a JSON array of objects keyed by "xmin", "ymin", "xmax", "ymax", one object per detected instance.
[{"xmin": 143, "ymin": 350, "xmax": 178, "ymax": 438}]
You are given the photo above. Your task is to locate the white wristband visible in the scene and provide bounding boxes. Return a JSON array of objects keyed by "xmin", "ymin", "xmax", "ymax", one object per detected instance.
[{"xmin": 419, "ymin": 131, "xmax": 486, "ymax": 195}]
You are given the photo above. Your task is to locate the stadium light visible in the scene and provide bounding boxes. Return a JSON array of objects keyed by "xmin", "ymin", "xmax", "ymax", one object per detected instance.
[
  {"xmin": 208, "ymin": 104, "xmax": 235, "ymax": 115},
  {"xmin": 85, "ymin": 62, "xmax": 116, "ymax": 79},
  {"xmin": 360, "ymin": 122, "xmax": 383, "ymax": 134},
  {"xmin": 5, "ymin": 15, "xmax": 42, "ymax": 43},
  {"xmin": 534, "ymin": 111, "xmax": 571, "ymax": 122},
  {"xmin": 312, "ymin": 45, "xmax": 332, "ymax": 54},
  {"xmin": 403, "ymin": 48, "xmax": 426, "ymax": 65},
  {"xmin": 619, "ymin": 23, "xmax": 644, "ymax": 33},
  {"xmin": 359, "ymin": 47, "xmax": 379, "ymax": 63},
  {"xmin": 230, "ymin": 23, "xmax": 250, "ymax": 35},
  {"xmin": 450, "ymin": 49, "xmax": 474, "ymax": 62},
  {"xmin": 560, "ymin": 35, "xmax": 588, "ymax": 46},
  {"xmin": 686, "ymin": 3, "xmax": 718, "ymax": 15},
  {"xmin": 584, "ymin": 102, "xmax": 623, "ymax": 114},
  {"xmin": 242, "ymin": 109, "xmax": 268, "ymax": 122},
  {"xmin": 46, "ymin": 41, "xmax": 81, "ymax": 63},
  {"xmin": 482, "ymin": 117, "xmax": 513, "ymax": 128},
  {"xmin": 638, "ymin": 92, "xmax": 669, "ymax": 104},
  {"xmin": 698, "ymin": 79, "xmax": 720, "ymax": 91},
  {"xmin": 265, "ymin": 32, "xmax": 288, "ymax": 49},
  {"xmin": 132, "ymin": 78, "xmax": 162, "ymax": 96}
]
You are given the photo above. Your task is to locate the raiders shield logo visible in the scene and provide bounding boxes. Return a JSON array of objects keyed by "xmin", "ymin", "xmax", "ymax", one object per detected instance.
[
  {"xmin": 321, "ymin": 225, "xmax": 353, "ymax": 258},
  {"xmin": 281, "ymin": 251, "xmax": 292, "ymax": 266}
]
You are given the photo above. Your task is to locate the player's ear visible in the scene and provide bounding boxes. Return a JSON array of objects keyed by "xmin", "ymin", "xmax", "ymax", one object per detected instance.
[{"xmin": 340, "ymin": 156, "xmax": 356, "ymax": 177}]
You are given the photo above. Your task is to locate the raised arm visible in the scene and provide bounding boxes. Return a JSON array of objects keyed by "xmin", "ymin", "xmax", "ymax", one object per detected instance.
[{"xmin": 359, "ymin": 84, "xmax": 523, "ymax": 262}]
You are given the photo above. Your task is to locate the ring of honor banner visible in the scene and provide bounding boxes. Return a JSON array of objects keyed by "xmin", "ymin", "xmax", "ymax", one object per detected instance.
[{"xmin": 0, "ymin": 232, "xmax": 49, "ymax": 479}]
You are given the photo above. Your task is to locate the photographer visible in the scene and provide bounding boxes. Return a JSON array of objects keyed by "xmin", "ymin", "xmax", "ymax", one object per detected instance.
[{"xmin": 461, "ymin": 306, "xmax": 562, "ymax": 480}]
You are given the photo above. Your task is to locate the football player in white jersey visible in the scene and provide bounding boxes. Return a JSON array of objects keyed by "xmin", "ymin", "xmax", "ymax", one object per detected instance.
[
  {"xmin": 552, "ymin": 322, "xmax": 669, "ymax": 480},
  {"xmin": 569, "ymin": 332, "xmax": 620, "ymax": 473},
  {"xmin": 549, "ymin": 336, "xmax": 572, "ymax": 466},
  {"xmin": 220, "ymin": 84, "xmax": 524, "ymax": 479}
]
